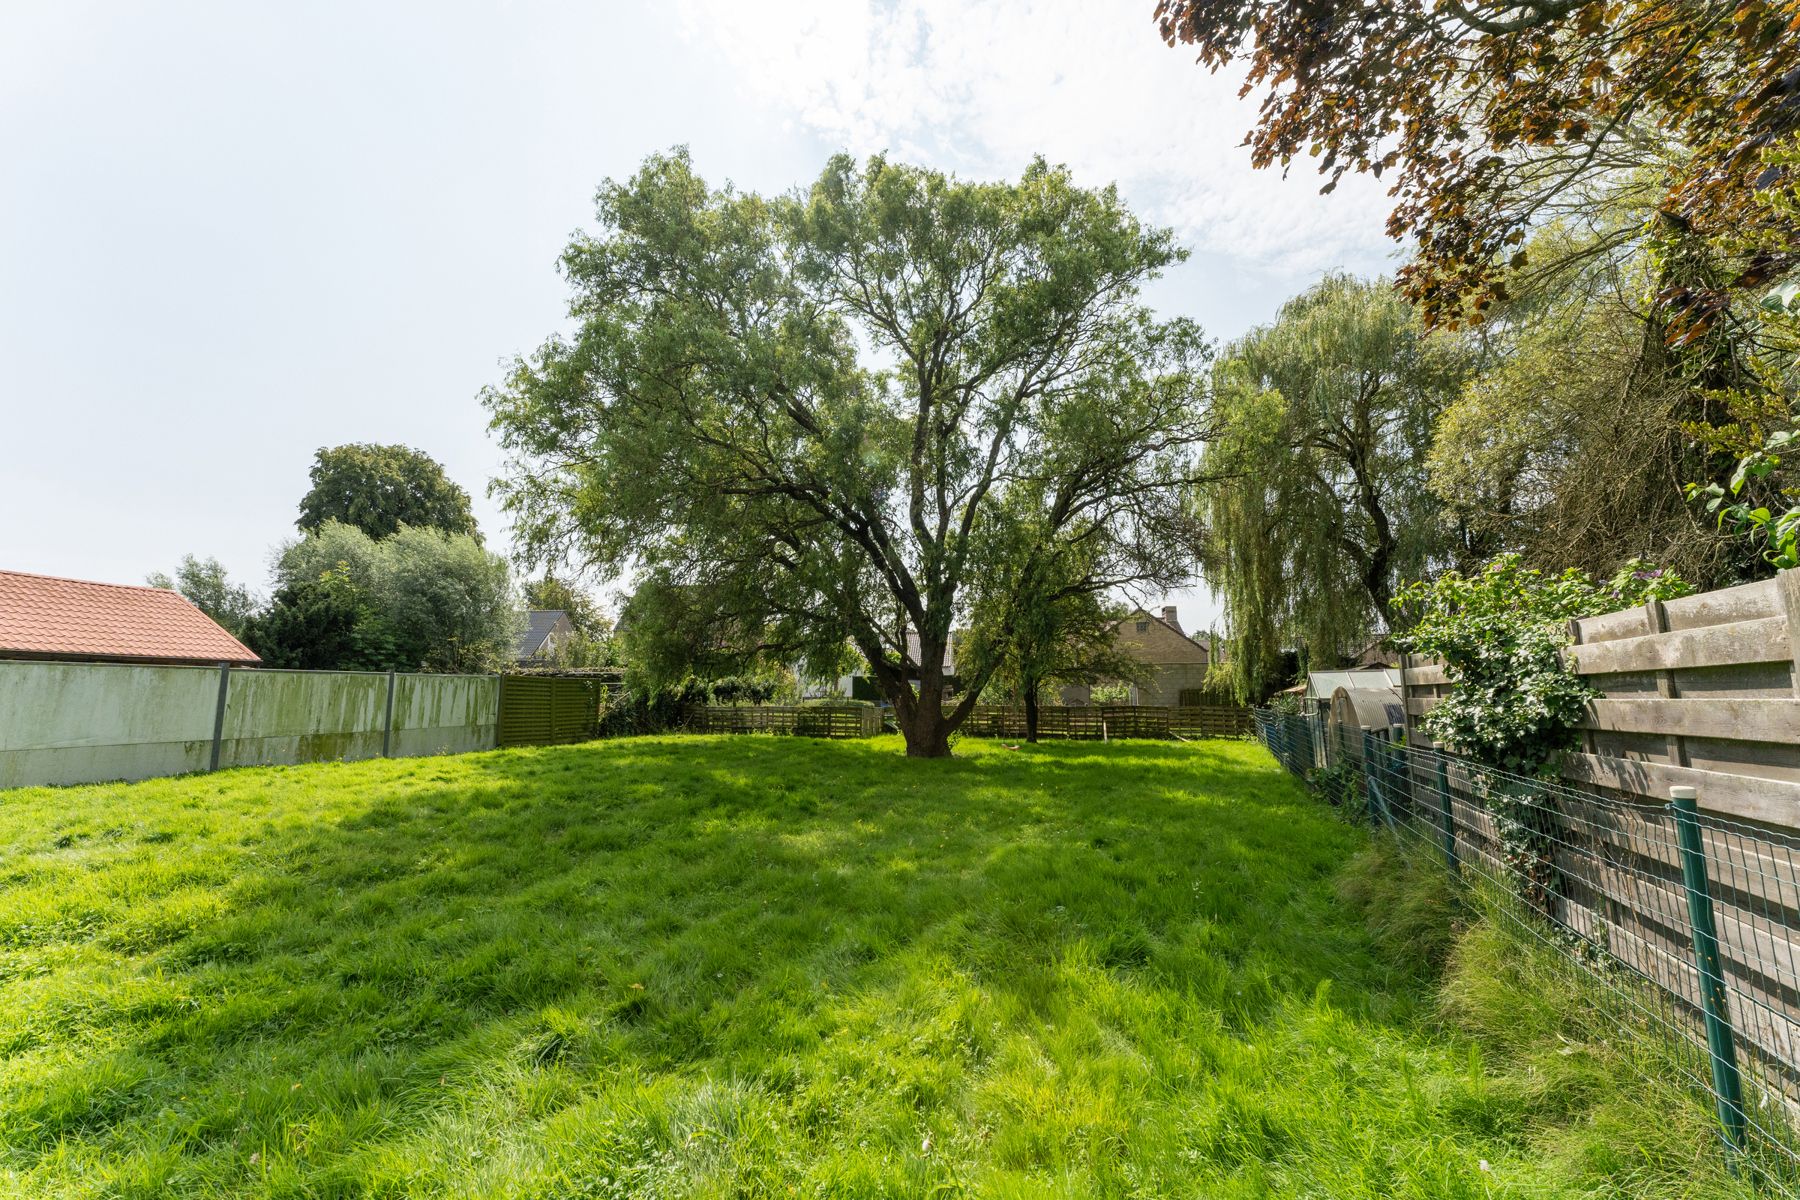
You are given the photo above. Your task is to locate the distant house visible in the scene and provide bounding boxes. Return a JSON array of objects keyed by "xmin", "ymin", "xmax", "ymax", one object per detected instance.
[
  {"xmin": 0, "ymin": 569, "xmax": 259, "ymax": 666},
  {"xmin": 1062, "ymin": 606, "xmax": 1220, "ymax": 707},
  {"xmin": 816, "ymin": 629, "xmax": 959, "ymax": 701},
  {"xmin": 514, "ymin": 609, "xmax": 576, "ymax": 662}
]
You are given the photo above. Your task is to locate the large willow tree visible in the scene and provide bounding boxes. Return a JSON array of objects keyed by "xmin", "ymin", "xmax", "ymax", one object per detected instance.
[
  {"xmin": 1199, "ymin": 274, "xmax": 1467, "ymax": 698},
  {"xmin": 485, "ymin": 152, "xmax": 1213, "ymax": 756}
]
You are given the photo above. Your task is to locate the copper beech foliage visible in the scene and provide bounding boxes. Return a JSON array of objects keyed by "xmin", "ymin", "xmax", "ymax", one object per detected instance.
[{"xmin": 1156, "ymin": 0, "xmax": 1800, "ymax": 331}]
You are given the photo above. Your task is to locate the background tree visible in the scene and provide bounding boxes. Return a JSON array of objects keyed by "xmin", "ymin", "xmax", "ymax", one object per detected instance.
[
  {"xmin": 1154, "ymin": 0, "xmax": 1800, "ymax": 332},
  {"xmin": 272, "ymin": 521, "xmax": 518, "ymax": 672},
  {"xmin": 959, "ymin": 490, "xmax": 1168, "ymax": 742},
  {"xmin": 146, "ymin": 554, "xmax": 258, "ymax": 639},
  {"xmin": 1428, "ymin": 224, "xmax": 1750, "ymax": 584},
  {"xmin": 297, "ymin": 443, "xmax": 480, "ymax": 541},
  {"xmin": 1197, "ymin": 274, "xmax": 1468, "ymax": 699},
  {"xmin": 963, "ymin": 590, "xmax": 1147, "ymax": 743},
  {"xmin": 613, "ymin": 569, "xmax": 784, "ymax": 684},
  {"xmin": 486, "ymin": 151, "xmax": 1215, "ymax": 756},
  {"xmin": 242, "ymin": 568, "xmax": 397, "ymax": 671}
]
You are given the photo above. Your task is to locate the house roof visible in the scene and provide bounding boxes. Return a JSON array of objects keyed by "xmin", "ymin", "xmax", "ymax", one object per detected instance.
[
  {"xmin": 515, "ymin": 609, "xmax": 569, "ymax": 659},
  {"xmin": 0, "ymin": 569, "xmax": 259, "ymax": 665}
]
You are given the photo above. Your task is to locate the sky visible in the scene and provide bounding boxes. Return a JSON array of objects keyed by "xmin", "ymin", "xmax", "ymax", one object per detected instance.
[{"xmin": 0, "ymin": 1, "xmax": 1397, "ymax": 634}]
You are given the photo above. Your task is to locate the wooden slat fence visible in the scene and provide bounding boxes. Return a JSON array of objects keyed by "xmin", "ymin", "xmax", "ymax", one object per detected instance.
[
  {"xmin": 954, "ymin": 703, "xmax": 1252, "ymax": 740},
  {"xmin": 1390, "ymin": 568, "xmax": 1800, "ymax": 1110},
  {"xmin": 1400, "ymin": 571, "xmax": 1800, "ymax": 824},
  {"xmin": 498, "ymin": 675, "xmax": 599, "ymax": 747},
  {"xmin": 685, "ymin": 705, "xmax": 881, "ymax": 739}
]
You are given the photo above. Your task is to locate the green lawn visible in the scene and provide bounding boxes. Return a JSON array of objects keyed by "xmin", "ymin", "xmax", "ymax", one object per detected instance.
[{"xmin": 0, "ymin": 736, "xmax": 1744, "ymax": 1198}]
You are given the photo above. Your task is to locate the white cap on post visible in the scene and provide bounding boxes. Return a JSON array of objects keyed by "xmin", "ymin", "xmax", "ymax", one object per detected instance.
[{"xmin": 1670, "ymin": 785, "xmax": 1698, "ymax": 802}]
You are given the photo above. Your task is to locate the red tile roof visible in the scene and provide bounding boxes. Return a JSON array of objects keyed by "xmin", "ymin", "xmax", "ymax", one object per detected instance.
[{"xmin": 0, "ymin": 569, "xmax": 260, "ymax": 665}]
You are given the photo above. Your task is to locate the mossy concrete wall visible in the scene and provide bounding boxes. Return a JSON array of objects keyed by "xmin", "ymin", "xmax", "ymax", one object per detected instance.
[{"xmin": 0, "ymin": 661, "xmax": 499, "ymax": 789}]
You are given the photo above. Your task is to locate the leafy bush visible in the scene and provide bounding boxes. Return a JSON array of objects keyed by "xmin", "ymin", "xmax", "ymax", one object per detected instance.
[
  {"xmin": 268, "ymin": 521, "xmax": 518, "ymax": 673},
  {"xmin": 1392, "ymin": 554, "xmax": 1691, "ymax": 775}
]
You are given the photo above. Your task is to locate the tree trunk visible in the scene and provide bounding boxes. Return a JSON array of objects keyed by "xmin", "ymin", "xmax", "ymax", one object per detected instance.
[
  {"xmin": 897, "ymin": 684, "xmax": 954, "ymax": 757},
  {"xmin": 1023, "ymin": 681, "xmax": 1040, "ymax": 744}
]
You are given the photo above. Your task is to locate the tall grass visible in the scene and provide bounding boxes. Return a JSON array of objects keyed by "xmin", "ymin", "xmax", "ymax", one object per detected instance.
[{"xmin": 0, "ymin": 736, "xmax": 1756, "ymax": 1197}]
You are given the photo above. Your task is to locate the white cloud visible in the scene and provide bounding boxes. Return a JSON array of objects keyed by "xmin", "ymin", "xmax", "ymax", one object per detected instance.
[{"xmin": 672, "ymin": 0, "xmax": 1396, "ymax": 276}]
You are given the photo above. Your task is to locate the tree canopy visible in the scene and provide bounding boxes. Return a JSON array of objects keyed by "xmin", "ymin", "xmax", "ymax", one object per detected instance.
[
  {"xmin": 147, "ymin": 555, "xmax": 258, "ymax": 639},
  {"xmin": 1155, "ymin": 0, "xmax": 1800, "ymax": 332},
  {"xmin": 256, "ymin": 521, "xmax": 518, "ymax": 673},
  {"xmin": 486, "ymin": 151, "xmax": 1214, "ymax": 755},
  {"xmin": 297, "ymin": 443, "xmax": 480, "ymax": 542},
  {"xmin": 1198, "ymin": 274, "xmax": 1468, "ymax": 698}
]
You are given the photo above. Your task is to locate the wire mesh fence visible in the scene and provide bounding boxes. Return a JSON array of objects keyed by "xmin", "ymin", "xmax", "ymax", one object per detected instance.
[{"xmin": 1253, "ymin": 708, "xmax": 1800, "ymax": 1193}]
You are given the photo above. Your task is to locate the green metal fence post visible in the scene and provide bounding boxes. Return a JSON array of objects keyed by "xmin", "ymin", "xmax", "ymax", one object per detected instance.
[
  {"xmin": 1435, "ymin": 757, "xmax": 1458, "ymax": 877},
  {"xmin": 1670, "ymin": 785, "xmax": 1748, "ymax": 1157}
]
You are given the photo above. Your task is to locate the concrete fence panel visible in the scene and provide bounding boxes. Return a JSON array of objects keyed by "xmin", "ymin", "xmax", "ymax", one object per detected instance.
[
  {"xmin": 393, "ymin": 674, "xmax": 501, "ymax": 757},
  {"xmin": 219, "ymin": 669, "xmax": 389, "ymax": 769},
  {"xmin": 0, "ymin": 660, "xmax": 221, "ymax": 787},
  {"xmin": 0, "ymin": 660, "xmax": 502, "ymax": 790}
]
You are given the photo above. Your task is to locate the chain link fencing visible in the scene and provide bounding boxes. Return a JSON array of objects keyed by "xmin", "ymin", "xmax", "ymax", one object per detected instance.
[{"xmin": 1254, "ymin": 709, "xmax": 1800, "ymax": 1193}]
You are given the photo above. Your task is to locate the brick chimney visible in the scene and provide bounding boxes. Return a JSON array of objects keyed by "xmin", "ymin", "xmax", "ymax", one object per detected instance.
[{"xmin": 1162, "ymin": 605, "xmax": 1180, "ymax": 634}]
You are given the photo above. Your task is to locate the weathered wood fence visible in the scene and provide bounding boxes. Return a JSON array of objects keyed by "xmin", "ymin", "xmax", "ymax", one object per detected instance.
[
  {"xmin": 685, "ymin": 704, "xmax": 882, "ymax": 739},
  {"xmin": 1401, "ymin": 571, "xmax": 1800, "ymax": 824},
  {"xmin": 1390, "ymin": 569, "xmax": 1800, "ymax": 1122},
  {"xmin": 954, "ymin": 703, "xmax": 1253, "ymax": 740}
]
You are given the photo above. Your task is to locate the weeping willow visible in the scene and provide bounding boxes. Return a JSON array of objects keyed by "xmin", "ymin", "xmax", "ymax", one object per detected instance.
[{"xmin": 1199, "ymin": 274, "xmax": 1467, "ymax": 700}]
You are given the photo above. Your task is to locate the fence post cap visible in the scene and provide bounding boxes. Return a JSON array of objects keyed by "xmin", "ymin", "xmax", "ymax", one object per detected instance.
[{"xmin": 1670, "ymin": 785, "xmax": 1698, "ymax": 802}]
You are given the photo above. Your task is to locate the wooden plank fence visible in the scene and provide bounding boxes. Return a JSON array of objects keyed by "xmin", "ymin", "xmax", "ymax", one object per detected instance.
[
  {"xmin": 497, "ymin": 675, "xmax": 599, "ymax": 747},
  {"xmin": 955, "ymin": 703, "xmax": 1252, "ymax": 740},
  {"xmin": 1400, "ymin": 571, "xmax": 1800, "ymax": 825},
  {"xmin": 685, "ymin": 705, "xmax": 881, "ymax": 739},
  {"xmin": 1392, "ymin": 568, "xmax": 1800, "ymax": 1107}
]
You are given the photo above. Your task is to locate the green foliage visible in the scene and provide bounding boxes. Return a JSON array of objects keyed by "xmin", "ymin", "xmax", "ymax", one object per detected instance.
[
  {"xmin": 1427, "ymin": 222, "xmax": 1744, "ymax": 584},
  {"xmin": 959, "ymin": 503, "xmax": 1154, "ymax": 736},
  {"xmin": 266, "ymin": 521, "xmax": 518, "ymax": 673},
  {"xmin": 241, "ymin": 568, "xmax": 397, "ymax": 671},
  {"xmin": 145, "ymin": 555, "xmax": 258, "ymax": 639},
  {"xmin": 1199, "ymin": 273, "xmax": 1469, "ymax": 701},
  {"xmin": 296, "ymin": 443, "xmax": 479, "ymax": 541},
  {"xmin": 1265, "ymin": 690, "xmax": 1303, "ymax": 716},
  {"xmin": 1689, "ymin": 423, "xmax": 1800, "ymax": 569},
  {"xmin": 1393, "ymin": 554, "xmax": 1692, "ymax": 775},
  {"xmin": 521, "ymin": 575, "xmax": 610, "ymax": 639},
  {"xmin": 704, "ymin": 673, "xmax": 791, "ymax": 706},
  {"xmin": 0, "ymin": 738, "xmax": 1749, "ymax": 1196},
  {"xmin": 485, "ymin": 150, "xmax": 1211, "ymax": 755}
]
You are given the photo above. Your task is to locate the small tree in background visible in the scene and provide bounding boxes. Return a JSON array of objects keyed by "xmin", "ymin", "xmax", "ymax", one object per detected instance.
[
  {"xmin": 270, "ymin": 521, "xmax": 518, "ymax": 673},
  {"xmin": 297, "ymin": 443, "xmax": 480, "ymax": 542},
  {"xmin": 522, "ymin": 574, "xmax": 619, "ymax": 667},
  {"xmin": 965, "ymin": 591, "xmax": 1148, "ymax": 742},
  {"xmin": 147, "ymin": 555, "xmax": 259, "ymax": 639},
  {"xmin": 960, "ymin": 500, "xmax": 1164, "ymax": 742}
]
